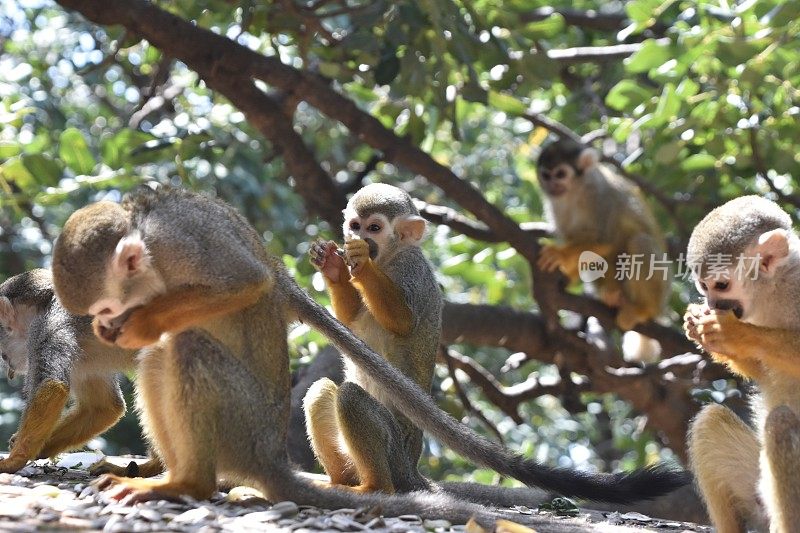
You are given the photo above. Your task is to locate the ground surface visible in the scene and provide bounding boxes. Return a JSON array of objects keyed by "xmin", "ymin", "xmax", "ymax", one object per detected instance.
[{"xmin": 0, "ymin": 454, "xmax": 711, "ymax": 532}]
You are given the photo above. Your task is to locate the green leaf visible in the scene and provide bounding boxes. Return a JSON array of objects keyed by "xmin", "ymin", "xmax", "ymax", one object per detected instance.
[
  {"xmin": 0, "ymin": 157, "xmax": 36, "ymax": 190},
  {"xmin": 59, "ymin": 128, "xmax": 96, "ymax": 175},
  {"xmin": 653, "ymin": 83, "xmax": 680, "ymax": 123},
  {"xmin": 0, "ymin": 141, "xmax": 21, "ymax": 159},
  {"xmin": 681, "ymin": 153, "xmax": 717, "ymax": 171},
  {"xmin": 100, "ymin": 129, "xmax": 156, "ymax": 169},
  {"xmin": 487, "ymin": 91, "xmax": 526, "ymax": 116},
  {"xmin": 522, "ymin": 13, "xmax": 565, "ymax": 39},
  {"xmin": 21, "ymin": 154, "xmax": 61, "ymax": 186},
  {"xmin": 625, "ymin": 40, "xmax": 672, "ymax": 73},
  {"xmin": 605, "ymin": 80, "xmax": 652, "ymax": 111}
]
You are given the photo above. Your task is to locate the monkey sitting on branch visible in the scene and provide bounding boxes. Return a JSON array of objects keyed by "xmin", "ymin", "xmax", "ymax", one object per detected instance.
[
  {"xmin": 684, "ymin": 195, "xmax": 800, "ymax": 533},
  {"xmin": 536, "ymin": 138, "xmax": 669, "ymax": 362},
  {"xmin": 50, "ymin": 185, "xmax": 686, "ymax": 518},
  {"xmin": 0, "ymin": 269, "xmax": 162, "ymax": 477}
]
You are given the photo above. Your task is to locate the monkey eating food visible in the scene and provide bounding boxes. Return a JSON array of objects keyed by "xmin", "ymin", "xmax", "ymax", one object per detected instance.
[
  {"xmin": 684, "ymin": 195, "xmax": 800, "ymax": 533},
  {"xmin": 305, "ymin": 183, "xmax": 442, "ymax": 494}
]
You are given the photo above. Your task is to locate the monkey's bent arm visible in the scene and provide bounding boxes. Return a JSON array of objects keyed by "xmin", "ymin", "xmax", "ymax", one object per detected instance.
[
  {"xmin": 0, "ymin": 379, "xmax": 69, "ymax": 473},
  {"xmin": 738, "ymin": 324, "xmax": 800, "ymax": 380},
  {"xmin": 114, "ymin": 280, "xmax": 270, "ymax": 348},
  {"xmin": 350, "ymin": 260, "xmax": 413, "ymax": 336},
  {"xmin": 326, "ymin": 280, "xmax": 362, "ymax": 326}
]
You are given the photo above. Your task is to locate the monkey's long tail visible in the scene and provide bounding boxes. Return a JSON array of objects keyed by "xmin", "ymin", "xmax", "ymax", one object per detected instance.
[
  {"xmin": 266, "ymin": 467, "xmax": 506, "ymax": 526},
  {"xmin": 286, "ymin": 279, "xmax": 690, "ymax": 504}
]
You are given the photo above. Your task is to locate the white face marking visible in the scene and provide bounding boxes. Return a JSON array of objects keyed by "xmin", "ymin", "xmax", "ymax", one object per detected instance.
[
  {"xmin": 88, "ymin": 251, "xmax": 166, "ymax": 327},
  {"xmin": 343, "ymin": 211, "xmax": 393, "ymax": 261},
  {"xmin": 694, "ymin": 268, "xmax": 750, "ymax": 319}
]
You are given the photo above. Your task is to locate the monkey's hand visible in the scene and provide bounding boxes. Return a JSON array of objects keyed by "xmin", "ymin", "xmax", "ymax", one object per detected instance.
[
  {"xmin": 344, "ymin": 238, "xmax": 372, "ymax": 275},
  {"xmin": 685, "ymin": 305, "xmax": 757, "ymax": 360},
  {"xmin": 92, "ymin": 306, "xmax": 154, "ymax": 349},
  {"xmin": 309, "ymin": 240, "xmax": 348, "ymax": 284}
]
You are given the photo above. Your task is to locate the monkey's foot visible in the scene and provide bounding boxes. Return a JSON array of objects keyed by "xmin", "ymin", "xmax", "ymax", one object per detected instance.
[
  {"xmin": 0, "ymin": 455, "xmax": 29, "ymax": 474},
  {"xmin": 537, "ymin": 245, "xmax": 565, "ymax": 273},
  {"xmin": 94, "ymin": 474, "xmax": 207, "ymax": 503},
  {"xmin": 615, "ymin": 305, "xmax": 649, "ymax": 331}
]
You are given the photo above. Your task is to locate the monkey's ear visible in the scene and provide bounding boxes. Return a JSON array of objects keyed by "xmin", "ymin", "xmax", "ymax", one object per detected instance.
[
  {"xmin": 112, "ymin": 231, "xmax": 149, "ymax": 277},
  {"xmin": 755, "ymin": 229, "xmax": 790, "ymax": 276},
  {"xmin": 0, "ymin": 296, "xmax": 14, "ymax": 328},
  {"xmin": 576, "ymin": 148, "xmax": 600, "ymax": 172},
  {"xmin": 395, "ymin": 215, "xmax": 426, "ymax": 244}
]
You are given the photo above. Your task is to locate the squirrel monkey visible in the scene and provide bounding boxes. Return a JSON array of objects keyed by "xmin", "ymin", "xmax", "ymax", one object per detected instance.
[
  {"xmin": 684, "ymin": 195, "xmax": 800, "ymax": 533},
  {"xmin": 535, "ymin": 139, "xmax": 668, "ymax": 362},
  {"xmin": 305, "ymin": 183, "xmax": 441, "ymax": 494},
  {"xmin": 51, "ymin": 186, "xmax": 686, "ymax": 515},
  {"xmin": 0, "ymin": 269, "xmax": 161, "ymax": 477}
]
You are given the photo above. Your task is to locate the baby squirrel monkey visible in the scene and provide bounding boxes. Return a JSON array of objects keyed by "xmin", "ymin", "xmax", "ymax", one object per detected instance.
[
  {"xmin": 0, "ymin": 269, "xmax": 161, "ymax": 477},
  {"xmin": 536, "ymin": 139, "xmax": 668, "ymax": 362},
  {"xmin": 684, "ymin": 196, "xmax": 800, "ymax": 533},
  {"xmin": 51, "ymin": 185, "xmax": 685, "ymax": 515},
  {"xmin": 305, "ymin": 183, "xmax": 442, "ymax": 494}
]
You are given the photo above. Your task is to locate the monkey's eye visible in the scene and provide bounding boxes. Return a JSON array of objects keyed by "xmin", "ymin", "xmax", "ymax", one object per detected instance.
[
  {"xmin": 367, "ymin": 224, "xmax": 381, "ymax": 232},
  {"xmin": 554, "ymin": 169, "xmax": 567, "ymax": 180},
  {"xmin": 349, "ymin": 221, "xmax": 361, "ymax": 231},
  {"xmin": 540, "ymin": 170, "xmax": 551, "ymax": 181},
  {"xmin": 713, "ymin": 280, "xmax": 730, "ymax": 291}
]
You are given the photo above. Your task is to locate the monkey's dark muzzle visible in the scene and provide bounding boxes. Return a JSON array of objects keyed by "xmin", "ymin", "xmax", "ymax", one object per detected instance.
[{"xmin": 713, "ymin": 299, "xmax": 744, "ymax": 319}]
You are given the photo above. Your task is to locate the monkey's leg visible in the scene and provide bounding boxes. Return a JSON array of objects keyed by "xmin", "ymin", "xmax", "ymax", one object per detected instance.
[
  {"xmin": 97, "ymin": 336, "xmax": 218, "ymax": 502},
  {"xmin": 38, "ymin": 376, "xmax": 126, "ymax": 458},
  {"xmin": 303, "ymin": 378, "xmax": 359, "ymax": 486},
  {"xmin": 0, "ymin": 379, "xmax": 69, "ymax": 473},
  {"xmin": 688, "ymin": 404, "xmax": 761, "ymax": 533},
  {"xmin": 617, "ymin": 233, "xmax": 666, "ymax": 330},
  {"xmin": 336, "ymin": 382, "xmax": 416, "ymax": 494},
  {"xmin": 761, "ymin": 406, "xmax": 800, "ymax": 533}
]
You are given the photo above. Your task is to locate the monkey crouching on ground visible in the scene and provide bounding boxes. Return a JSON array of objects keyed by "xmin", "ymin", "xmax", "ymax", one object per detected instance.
[
  {"xmin": 0, "ymin": 269, "xmax": 161, "ymax": 477},
  {"xmin": 684, "ymin": 195, "xmax": 800, "ymax": 532},
  {"xmin": 51, "ymin": 186, "xmax": 686, "ymax": 521},
  {"xmin": 536, "ymin": 139, "xmax": 668, "ymax": 363}
]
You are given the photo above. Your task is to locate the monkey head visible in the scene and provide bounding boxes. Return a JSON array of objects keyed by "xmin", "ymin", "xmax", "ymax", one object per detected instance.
[
  {"xmin": 52, "ymin": 201, "xmax": 165, "ymax": 337},
  {"xmin": 536, "ymin": 139, "xmax": 600, "ymax": 198},
  {"xmin": 342, "ymin": 183, "xmax": 427, "ymax": 262},
  {"xmin": 687, "ymin": 195, "xmax": 797, "ymax": 322}
]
